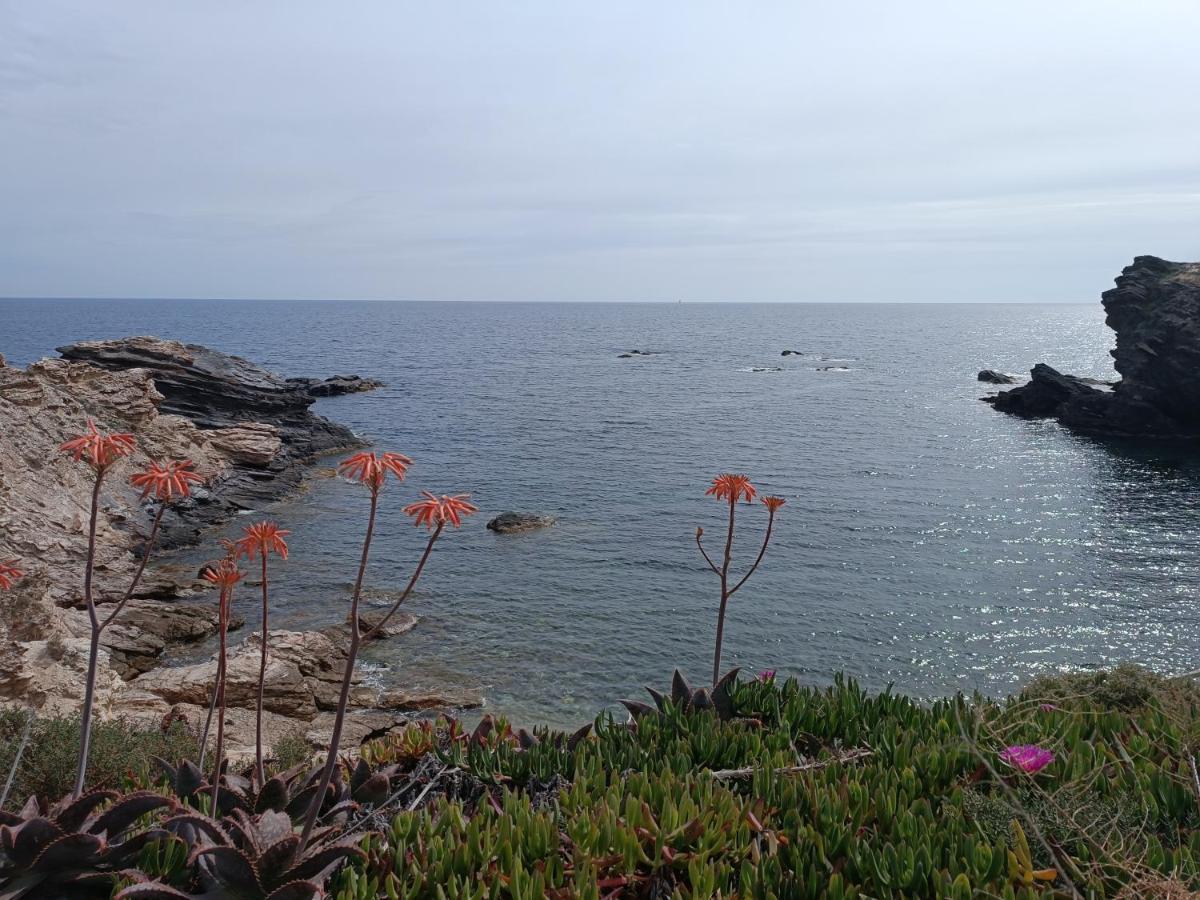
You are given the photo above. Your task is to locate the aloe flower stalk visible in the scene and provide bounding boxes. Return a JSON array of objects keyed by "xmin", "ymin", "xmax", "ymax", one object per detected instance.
[
  {"xmin": 58, "ymin": 437, "xmax": 202, "ymax": 799},
  {"xmin": 202, "ymin": 557, "xmax": 243, "ymax": 815},
  {"xmin": 232, "ymin": 521, "xmax": 290, "ymax": 787},
  {"xmin": 696, "ymin": 474, "xmax": 784, "ymax": 684},
  {"xmin": 296, "ymin": 453, "xmax": 475, "ymax": 857}
]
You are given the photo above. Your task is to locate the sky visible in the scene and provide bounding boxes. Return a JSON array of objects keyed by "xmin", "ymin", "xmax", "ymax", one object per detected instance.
[{"xmin": 1, "ymin": 1, "xmax": 1198, "ymax": 303}]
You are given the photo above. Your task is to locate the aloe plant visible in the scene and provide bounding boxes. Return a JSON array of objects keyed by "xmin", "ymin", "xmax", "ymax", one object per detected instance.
[{"xmin": 0, "ymin": 790, "xmax": 175, "ymax": 897}]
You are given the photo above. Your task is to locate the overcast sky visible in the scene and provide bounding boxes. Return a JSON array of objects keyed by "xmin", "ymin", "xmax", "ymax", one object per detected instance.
[{"xmin": 2, "ymin": 2, "xmax": 1198, "ymax": 302}]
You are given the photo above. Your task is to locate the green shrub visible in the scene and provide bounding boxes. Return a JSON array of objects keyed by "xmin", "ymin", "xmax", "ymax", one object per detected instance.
[{"xmin": 0, "ymin": 709, "xmax": 194, "ymax": 807}]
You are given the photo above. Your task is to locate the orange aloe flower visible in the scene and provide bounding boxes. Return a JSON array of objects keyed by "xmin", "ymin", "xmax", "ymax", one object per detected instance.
[
  {"xmin": 762, "ymin": 496, "xmax": 786, "ymax": 513},
  {"xmin": 337, "ymin": 451, "xmax": 413, "ymax": 492},
  {"xmin": 233, "ymin": 521, "xmax": 290, "ymax": 560},
  {"xmin": 403, "ymin": 492, "xmax": 479, "ymax": 530},
  {"xmin": 705, "ymin": 473, "xmax": 757, "ymax": 504},
  {"xmin": 60, "ymin": 419, "xmax": 136, "ymax": 470},
  {"xmin": 202, "ymin": 558, "xmax": 244, "ymax": 591},
  {"xmin": 0, "ymin": 561, "xmax": 22, "ymax": 591},
  {"xmin": 130, "ymin": 459, "xmax": 204, "ymax": 502}
]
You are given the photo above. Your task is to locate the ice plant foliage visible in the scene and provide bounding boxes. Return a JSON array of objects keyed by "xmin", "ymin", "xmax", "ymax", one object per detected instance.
[
  {"xmin": 403, "ymin": 491, "xmax": 479, "ymax": 529},
  {"xmin": 0, "ymin": 561, "xmax": 22, "ymax": 591},
  {"xmin": 129, "ymin": 458, "xmax": 203, "ymax": 501},
  {"xmin": 232, "ymin": 521, "xmax": 290, "ymax": 784},
  {"xmin": 696, "ymin": 474, "xmax": 785, "ymax": 684},
  {"xmin": 59, "ymin": 419, "xmax": 135, "ymax": 470},
  {"xmin": 1000, "ymin": 744, "xmax": 1055, "ymax": 774}
]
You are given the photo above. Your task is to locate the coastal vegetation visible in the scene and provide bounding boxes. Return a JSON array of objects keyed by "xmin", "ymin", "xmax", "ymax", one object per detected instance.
[{"xmin": 2, "ymin": 432, "xmax": 1199, "ymax": 898}]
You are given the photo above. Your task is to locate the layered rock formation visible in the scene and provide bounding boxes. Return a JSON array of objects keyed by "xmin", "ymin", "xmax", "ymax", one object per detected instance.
[
  {"xmin": 985, "ymin": 256, "xmax": 1200, "ymax": 438},
  {"xmin": 57, "ymin": 337, "xmax": 368, "ymax": 545},
  {"xmin": 0, "ymin": 338, "xmax": 472, "ymax": 759}
]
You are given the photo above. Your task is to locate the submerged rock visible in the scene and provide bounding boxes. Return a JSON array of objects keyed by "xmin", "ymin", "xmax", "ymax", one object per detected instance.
[
  {"xmin": 487, "ymin": 512, "xmax": 557, "ymax": 534},
  {"xmin": 988, "ymin": 256, "xmax": 1200, "ymax": 438},
  {"xmin": 287, "ymin": 373, "xmax": 384, "ymax": 397},
  {"xmin": 977, "ymin": 369, "xmax": 1018, "ymax": 384},
  {"xmin": 781, "ymin": 349, "xmax": 801, "ymax": 356}
]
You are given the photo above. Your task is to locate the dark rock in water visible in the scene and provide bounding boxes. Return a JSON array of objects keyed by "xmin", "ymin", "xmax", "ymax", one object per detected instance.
[
  {"xmin": 977, "ymin": 369, "xmax": 1017, "ymax": 384},
  {"xmin": 781, "ymin": 349, "xmax": 801, "ymax": 356},
  {"xmin": 486, "ymin": 512, "xmax": 556, "ymax": 534},
  {"xmin": 983, "ymin": 364, "xmax": 1103, "ymax": 417},
  {"xmin": 816, "ymin": 366, "xmax": 850, "ymax": 372},
  {"xmin": 287, "ymin": 374, "xmax": 384, "ymax": 397},
  {"xmin": 987, "ymin": 257, "xmax": 1200, "ymax": 438},
  {"xmin": 57, "ymin": 336, "xmax": 367, "ymax": 545},
  {"xmin": 617, "ymin": 353, "xmax": 633, "ymax": 358}
]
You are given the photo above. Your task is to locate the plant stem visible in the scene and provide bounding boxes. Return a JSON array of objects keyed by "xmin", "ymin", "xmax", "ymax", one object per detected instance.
[
  {"xmin": 297, "ymin": 489, "xmax": 378, "ymax": 855},
  {"xmin": 361, "ymin": 523, "xmax": 443, "ymax": 642},
  {"xmin": 100, "ymin": 503, "xmax": 165, "ymax": 631},
  {"xmin": 711, "ymin": 496, "xmax": 736, "ymax": 685},
  {"xmin": 73, "ymin": 470, "xmax": 105, "ymax": 799},
  {"xmin": 255, "ymin": 552, "xmax": 268, "ymax": 786},
  {"xmin": 728, "ymin": 509, "xmax": 776, "ymax": 597},
  {"xmin": 210, "ymin": 586, "xmax": 229, "ymax": 817}
]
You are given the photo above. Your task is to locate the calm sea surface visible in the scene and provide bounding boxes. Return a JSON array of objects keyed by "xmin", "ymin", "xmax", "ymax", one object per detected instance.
[{"xmin": 3, "ymin": 299, "xmax": 1198, "ymax": 727}]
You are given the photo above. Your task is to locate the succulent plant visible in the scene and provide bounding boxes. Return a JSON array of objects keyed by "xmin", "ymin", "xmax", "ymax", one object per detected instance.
[
  {"xmin": 0, "ymin": 789, "xmax": 176, "ymax": 898},
  {"xmin": 620, "ymin": 668, "xmax": 741, "ymax": 721},
  {"xmin": 116, "ymin": 808, "xmax": 367, "ymax": 900}
]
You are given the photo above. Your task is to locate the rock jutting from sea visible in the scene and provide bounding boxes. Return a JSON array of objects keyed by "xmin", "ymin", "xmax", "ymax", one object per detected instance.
[
  {"xmin": 984, "ymin": 256, "xmax": 1200, "ymax": 439},
  {"xmin": 0, "ymin": 336, "xmax": 477, "ymax": 760}
]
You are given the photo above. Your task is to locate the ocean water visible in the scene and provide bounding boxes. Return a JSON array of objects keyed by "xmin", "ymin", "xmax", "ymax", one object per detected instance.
[{"xmin": 4, "ymin": 298, "xmax": 1199, "ymax": 728}]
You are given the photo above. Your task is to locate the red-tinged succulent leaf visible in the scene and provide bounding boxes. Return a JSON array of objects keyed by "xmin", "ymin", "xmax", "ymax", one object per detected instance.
[
  {"xmin": 350, "ymin": 758, "xmax": 371, "ymax": 793},
  {"xmin": 567, "ymin": 722, "xmax": 593, "ymax": 751},
  {"xmin": 105, "ymin": 830, "xmax": 180, "ymax": 868},
  {"xmin": 115, "ymin": 881, "xmax": 195, "ymax": 899},
  {"xmin": 17, "ymin": 796, "xmax": 39, "ymax": 819},
  {"xmin": 0, "ymin": 871, "xmax": 48, "ymax": 899},
  {"xmin": 0, "ymin": 811, "xmax": 22, "ymax": 827},
  {"xmin": 281, "ymin": 835, "xmax": 367, "ymax": 883},
  {"xmin": 163, "ymin": 812, "xmax": 232, "ymax": 848},
  {"xmin": 712, "ymin": 668, "xmax": 740, "ymax": 719},
  {"xmin": 264, "ymin": 881, "xmax": 323, "ymax": 900},
  {"xmin": 285, "ymin": 784, "xmax": 321, "ymax": 820},
  {"xmin": 320, "ymin": 799, "xmax": 358, "ymax": 824},
  {"xmin": 620, "ymin": 699, "xmax": 656, "ymax": 720},
  {"xmin": 30, "ymin": 831, "xmax": 105, "ymax": 872},
  {"xmin": 254, "ymin": 777, "xmax": 291, "ymax": 814},
  {"xmin": 671, "ymin": 669, "xmax": 692, "ymax": 705},
  {"xmin": 175, "ymin": 761, "xmax": 204, "ymax": 798},
  {"xmin": 2, "ymin": 817, "xmax": 63, "ymax": 867},
  {"xmin": 259, "ymin": 834, "xmax": 302, "ymax": 881},
  {"xmin": 49, "ymin": 788, "xmax": 118, "ymax": 831},
  {"xmin": 89, "ymin": 791, "xmax": 174, "ymax": 838},
  {"xmin": 691, "ymin": 687, "xmax": 713, "ymax": 711},
  {"xmin": 351, "ymin": 772, "xmax": 389, "ymax": 805},
  {"xmin": 470, "ymin": 716, "xmax": 494, "ymax": 746},
  {"xmin": 646, "ymin": 687, "xmax": 669, "ymax": 712},
  {"xmin": 255, "ymin": 810, "xmax": 295, "ymax": 849},
  {"xmin": 192, "ymin": 845, "xmax": 262, "ymax": 893}
]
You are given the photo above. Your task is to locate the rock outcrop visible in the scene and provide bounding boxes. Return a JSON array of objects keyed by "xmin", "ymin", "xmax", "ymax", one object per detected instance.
[
  {"xmin": 986, "ymin": 256, "xmax": 1200, "ymax": 439},
  {"xmin": 57, "ymin": 337, "xmax": 368, "ymax": 545},
  {"xmin": 0, "ymin": 337, "xmax": 469, "ymax": 758},
  {"xmin": 977, "ymin": 369, "xmax": 1017, "ymax": 385},
  {"xmin": 286, "ymin": 374, "xmax": 384, "ymax": 397},
  {"xmin": 486, "ymin": 512, "xmax": 557, "ymax": 534}
]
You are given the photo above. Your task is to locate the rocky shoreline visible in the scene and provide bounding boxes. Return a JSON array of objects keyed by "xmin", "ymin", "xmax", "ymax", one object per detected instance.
[
  {"xmin": 0, "ymin": 337, "xmax": 477, "ymax": 761},
  {"xmin": 983, "ymin": 256, "xmax": 1200, "ymax": 439}
]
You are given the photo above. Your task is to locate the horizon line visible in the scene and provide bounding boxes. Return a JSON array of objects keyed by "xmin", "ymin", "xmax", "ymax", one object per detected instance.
[{"xmin": 0, "ymin": 295, "xmax": 1096, "ymax": 305}]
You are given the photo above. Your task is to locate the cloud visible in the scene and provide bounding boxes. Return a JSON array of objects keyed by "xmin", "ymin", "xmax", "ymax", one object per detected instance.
[{"xmin": 1, "ymin": 0, "xmax": 1198, "ymax": 301}]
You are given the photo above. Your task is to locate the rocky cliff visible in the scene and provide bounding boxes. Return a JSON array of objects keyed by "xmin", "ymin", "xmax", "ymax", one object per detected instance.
[
  {"xmin": 986, "ymin": 256, "xmax": 1200, "ymax": 438},
  {"xmin": 0, "ymin": 338, "xmax": 470, "ymax": 759}
]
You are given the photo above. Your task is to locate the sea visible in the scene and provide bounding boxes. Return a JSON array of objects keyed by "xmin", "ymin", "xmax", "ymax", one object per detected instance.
[{"xmin": 3, "ymin": 298, "xmax": 1198, "ymax": 728}]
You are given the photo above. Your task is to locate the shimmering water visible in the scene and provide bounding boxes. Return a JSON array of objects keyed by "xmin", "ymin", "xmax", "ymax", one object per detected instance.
[{"xmin": 4, "ymin": 298, "xmax": 1199, "ymax": 727}]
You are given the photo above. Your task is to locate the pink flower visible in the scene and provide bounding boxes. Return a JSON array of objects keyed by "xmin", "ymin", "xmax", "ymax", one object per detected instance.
[
  {"xmin": 1039, "ymin": 703, "xmax": 1057, "ymax": 713},
  {"xmin": 756, "ymin": 669, "xmax": 776, "ymax": 683},
  {"xmin": 1000, "ymin": 744, "xmax": 1055, "ymax": 774}
]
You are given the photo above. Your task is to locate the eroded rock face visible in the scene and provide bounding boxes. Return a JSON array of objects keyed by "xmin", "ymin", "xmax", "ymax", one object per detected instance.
[
  {"xmin": 56, "ymin": 337, "xmax": 368, "ymax": 541},
  {"xmin": 977, "ymin": 369, "xmax": 1017, "ymax": 385},
  {"xmin": 987, "ymin": 257, "xmax": 1200, "ymax": 439},
  {"xmin": 286, "ymin": 374, "xmax": 384, "ymax": 397}
]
